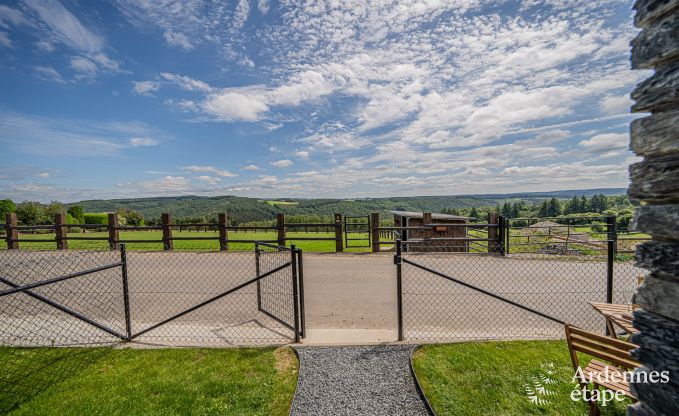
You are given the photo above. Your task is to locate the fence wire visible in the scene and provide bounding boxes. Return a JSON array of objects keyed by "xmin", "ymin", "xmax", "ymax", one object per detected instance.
[
  {"xmin": 0, "ymin": 249, "xmax": 124, "ymax": 413},
  {"xmin": 399, "ymin": 238, "xmax": 643, "ymax": 342},
  {"xmin": 0, "ymin": 243, "xmax": 299, "ymax": 411}
]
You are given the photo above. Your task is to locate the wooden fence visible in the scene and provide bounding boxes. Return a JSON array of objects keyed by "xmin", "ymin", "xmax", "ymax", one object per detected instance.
[{"xmin": 3, "ymin": 212, "xmax": 345, "ymax": 252}]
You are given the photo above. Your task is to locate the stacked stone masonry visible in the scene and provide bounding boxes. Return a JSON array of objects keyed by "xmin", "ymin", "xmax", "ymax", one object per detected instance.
[{"xmin": 629, "ymin": 1, "xmax": 679, "ymax": 415}]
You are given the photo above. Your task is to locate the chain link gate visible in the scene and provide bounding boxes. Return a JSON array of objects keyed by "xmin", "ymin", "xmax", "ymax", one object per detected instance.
[
  {"xmin": 0, "ymin": 243, "xmax": 305, "ymax": 347},
  {"xmin": 393, "ymin": 218, "xmax": 643, "ymax": 342}
]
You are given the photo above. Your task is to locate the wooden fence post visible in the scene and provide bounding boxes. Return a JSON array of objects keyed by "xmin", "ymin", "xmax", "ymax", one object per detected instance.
[
  {"xmin": 423, "ymin": 212, "xmax": 433, "ymax": 239},
  {"xmin": 162, "ymin": 213, "xmax": 173, "ymax": 251},
  {"xmin": 277, "ymin": 213, "xmax": 286, "ymax": 247},
  {"xmin": 108, "ymin": 213, "xmax": 119, "ymax": 250},
  {"xmin": 55, "ymin": 212, "xmax": 68, "ymax": 250},
  {"xmin": 334, "ymin": 213, "xmax": 343, "ymax": 252},
  {"xmin": 6, "ymin": 213, "xmax": 18, "ymax": 249},
  {"xmin": 488, "ymin": 212, "xmax": 498, "ymax": 253},
  {"xmin": 218, "ymin": 213, "xmax": 228, "ymax": 251},
  {"xmin": 371, "ymin": 212, "xmax": 380, "ymax": 253}
]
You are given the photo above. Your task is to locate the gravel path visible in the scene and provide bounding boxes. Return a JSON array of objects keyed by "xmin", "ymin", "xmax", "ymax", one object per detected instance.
[{"xmin": 291, "ymin": 345, "xmax": 432, "ymax": 416}]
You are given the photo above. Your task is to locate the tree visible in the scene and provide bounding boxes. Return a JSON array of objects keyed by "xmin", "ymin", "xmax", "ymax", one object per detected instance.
[
  {"xmin": 538, "ymin": 200, "xmax": 549, "ymax": 217},
  {"xmin": 510, "ymin": 202, "xmax": 521, "ymax": 218},
  {"xmin": 16, "ymin": 201, "xmax": 46, "ymax": 225},
  {"xmin": 116, "ymin": 208, "xmax": 144, "ymax": 226},
  {"xmin": 547, "ymin": 197, "xmax": 561, "ymax": 217},
  {"xmin": 564, "ymin": 196, "xmax": 578, "ymax": 215},
  {"xmin": 469, "ymin": 207, "xmax": 479, "ymax": 221},
  {"xmin": 45, "ymin": 201, "xmax": 65, "ymax": 222},
  {"xmin": 67, "ymin": 205, "xmax": 85, "ymax": 224},
  {"xmin": 0, "ymin": 199, "xmax": 16, "ymax": 218},
  {"xmin": 580, "ymin": 196, "xmax": 588, "ymax": 213},
  {"xmin": 501, "ymin": 202, "xmax": 512, "ymax": 218}
]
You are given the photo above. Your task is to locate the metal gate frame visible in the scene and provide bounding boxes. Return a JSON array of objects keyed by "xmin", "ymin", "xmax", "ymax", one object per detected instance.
[
  {"xmin": 393, "ymin": 239, "xmax": 566, "ymax": 341},
  {"xmin": 1, "ymin": 243, "xmax": 306, "ymax": 344},
  {"xmin": 255, "ymin": 242, "xmax": 306, "ymax": 341},
  {"xmin": 344, "ymin": 215, "xmax": 371, "ymax": 248}
]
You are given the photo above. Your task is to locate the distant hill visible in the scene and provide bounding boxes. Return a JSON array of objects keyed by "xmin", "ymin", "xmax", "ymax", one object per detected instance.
[{"xmin": 69, "ymin": 188, "xmax": 627, "ymax": 224}]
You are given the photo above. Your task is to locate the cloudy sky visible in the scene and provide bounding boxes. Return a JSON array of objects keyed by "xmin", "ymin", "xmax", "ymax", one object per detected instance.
[{"xmin": 0, "ymin": 0, "xmax": 648, "ymax": 202}]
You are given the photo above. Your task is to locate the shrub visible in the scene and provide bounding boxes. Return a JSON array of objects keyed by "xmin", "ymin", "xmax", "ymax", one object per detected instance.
[{"xmin": 83, "ymin": 213, "xmax": 109, "ymax": 225}]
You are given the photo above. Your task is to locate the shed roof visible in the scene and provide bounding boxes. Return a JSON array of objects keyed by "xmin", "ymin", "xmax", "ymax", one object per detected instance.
[{"xmin": 390, "ymin": 210, "xmax": 469, "ymax": 221}]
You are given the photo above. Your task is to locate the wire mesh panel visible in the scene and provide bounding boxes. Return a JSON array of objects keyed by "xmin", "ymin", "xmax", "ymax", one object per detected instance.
[
  {"xmin": 257, "ymin": 243, "xmax": 296, "ymax": 332},
  {"xmin": 125, "ymin": 245, "xmax": 297, "ymax": 346},
  {"xmin": 0, "ymin": 249, "xmax": 125, "ymax": 413},
  {"xmin": 398, "ymin": 238, "xmax": 642, "ymax": 342}
]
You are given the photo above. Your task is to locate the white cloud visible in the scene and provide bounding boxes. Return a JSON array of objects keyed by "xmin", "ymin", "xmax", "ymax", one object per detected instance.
[
  {"xmin": 0, "ymin": 31, "xmax": 11, "ymax": 48},
  {"xmin": 233, "ymin": 0, "xmax": 250, "ymax": 30},
  {"xmin": 195, "ymin": 175, "xmax": 221, "ymax": 185},
  {"xmin": 129, "ymin": 137, "xmax": 160, "ymax": 147},
  {"xmin": 202, "ymin": 89, "xmax": 269, "ymax": 122},
  {"xmin": 123, "ymin": 176, "xmax": 191, "ymax": 193},
  {"xmin": 0, "ymin": 5, "xmax": 28, "ymax": 28},
  {"xmin": 22, "ymin": 0, "xmax": 123, "ymax": 79},
  {"xmin": 242, "ymin": 164, "xmax": 259, "ymax": 171},
  {"xmin": 33, "ymin": 66, "xmax": 65, "ymax": 83},
  {"xmin": 268, "ymin": 70, "xmax": 336, "ymax": 107},
  {"xmin": 294, "ymin": 151, "xmax": 309, "ymax": 159},
  {"xmin": 0, "ymin": 111, "xmax": 163, "ymax": 156},
  {"xmin": 600, "ymin": 94, "xmax": 631, "ymax": 115},
  {"xmin": 257, "ymin": 0, "xmax": 270, "ymax": 15},
  {"xmin": 270, "ymin": 159, "xmax": 293, "ymax": 168},
  {"xmin": 132, "ymin": 81, "xmax": 161, "ymax": 96},
  {"xmin": 36, "ymin": 172, "xmax": 50, "ymax": 178},
  {"xmin": 160, "ymin": 72, "xmax": 212, "ymax": 92},
  {"xmin": 163, "ymin": 30, "xmax": 193, "ymax": 50},
  {"xmin": 69, "ymin": 56, "xmax": 98, "ymax": 80},
  {"xmin": 181, "ymin": 165, "xmax": 237, "ymax": 177},
  {"xmin": 578, "ymin": 133, "xmax": 629, "ymax": 153}
]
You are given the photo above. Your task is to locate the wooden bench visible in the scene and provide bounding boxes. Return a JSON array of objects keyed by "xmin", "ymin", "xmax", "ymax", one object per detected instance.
[{"xmin": 565, "ymin": 324, "xmax": 640, "ymax": 416}]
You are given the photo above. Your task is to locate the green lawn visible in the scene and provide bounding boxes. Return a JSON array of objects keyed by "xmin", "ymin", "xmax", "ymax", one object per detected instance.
[
  {"xmin": 6, "ymin": 230, "xmax": 392, "ymax": 253},
  {"xmin": 412, "ymin": 340, "xmax": 631, "ymax": 416},
  {"xmin": 2, "ymin": 347, "xmax": 298, "ymax": 416}
]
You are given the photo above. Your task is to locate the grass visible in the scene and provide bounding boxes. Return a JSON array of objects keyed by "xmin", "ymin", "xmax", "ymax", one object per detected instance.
[
  {"xmin": 2, "ymin": 346, "xmax": 298, "ymax": 416},
  {"xmin": 412, "ymin": 340, "xmax": 631, "ymax": 416}
]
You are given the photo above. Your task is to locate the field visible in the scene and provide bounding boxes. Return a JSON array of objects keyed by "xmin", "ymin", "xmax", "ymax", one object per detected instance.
[
  {"xmin": 6, "ymin": 230, "xmax": 392, "ymax": 253},
  {"xmin": 412, "ymin": 340, "xmax": 631, "ymax": 415},
  {"xmin": 1, "ymin": 347, "xmax": 297, "ymax": 415}
]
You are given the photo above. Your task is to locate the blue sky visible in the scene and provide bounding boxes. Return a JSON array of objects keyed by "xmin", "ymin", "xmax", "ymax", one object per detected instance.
[{"xmin": 0, "ymin": 0, "xmax": 648, "ymax": 202}]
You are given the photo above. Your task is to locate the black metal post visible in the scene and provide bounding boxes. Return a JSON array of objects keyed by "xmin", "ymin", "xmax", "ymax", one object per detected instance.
[
  {"xmin": 498, "ymin": 215, "xmax": 506, "ymax": 256},
  {"xmin": 120, "ymin": 243, "xmax": 132, "ymax": 340},
  {"xmin": 291, "ymin": 244, "xmax": 300, "ymax": 343},
  {"xmin": 297, "ymin": 248, "xmax": 306, "ymax": 339},
  {"xmin": 255, "ymin": 245, "xmax": 262, "ymax": 311},
  {"xmin": 505, "ymin": 219, "xmax": 510, "ymax": 255},
  {"xmin": 606, "ymin": 215, "xmax": 616, "ymax": 304},
  {"xmin": 395, "ymin": 239, "xmax": 403, "ymax": 341}
]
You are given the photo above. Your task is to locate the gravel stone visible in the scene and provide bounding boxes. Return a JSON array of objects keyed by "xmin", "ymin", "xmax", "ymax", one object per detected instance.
[{"xmin": 290, "ymin": 345, "xmax": 431, "ymax": 416}]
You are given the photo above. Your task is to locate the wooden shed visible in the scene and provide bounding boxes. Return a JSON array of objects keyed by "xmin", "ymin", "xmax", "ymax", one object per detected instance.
[{"xmin": 391, "ymin": 211, "xmax": 469, "ymax": 251}]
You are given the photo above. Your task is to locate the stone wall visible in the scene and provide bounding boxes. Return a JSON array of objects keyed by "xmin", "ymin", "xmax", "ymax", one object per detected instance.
[{"xmin": 628, "ymin": 1, "xmax": 679, "ymax": 415}]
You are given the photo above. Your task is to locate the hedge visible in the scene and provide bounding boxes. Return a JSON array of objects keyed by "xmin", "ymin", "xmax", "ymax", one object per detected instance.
[{"xmin": 83, "ymin": 213, "xmax": 109, "ymax": 225}]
